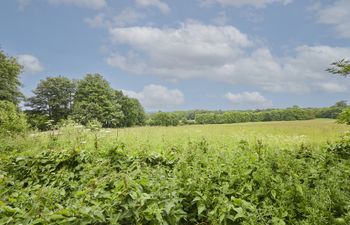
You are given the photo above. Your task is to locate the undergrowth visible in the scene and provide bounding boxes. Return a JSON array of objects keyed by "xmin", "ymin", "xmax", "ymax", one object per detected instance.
[{"xmin": 0, "ymin": 124, "xmax": 350, "ymax": 224}]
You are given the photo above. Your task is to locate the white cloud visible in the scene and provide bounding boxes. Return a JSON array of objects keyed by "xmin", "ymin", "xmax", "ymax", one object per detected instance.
[
  {"xmin": 314, "ymin": 0, "xmax": 350, "ymax": 38},
  {"xmin": 106, "ymin": 22, "xmax": 350, "ymax": 94},
  {"xmin": 224, "ymin": 91, "xmax": 272, "ymax": 108},
  {"xmin": 49, "ymin": 0, "xmax": 106, "ymax": 9},
  {"xmin": 18, "ymin": 0, "xmax": 107, "ymax": 10},
  {"xmin": 314, "ymin": 82, "xmax": 347, "ymax": 93},
  {"xmin": 135, "ymin": 0, "xmax": 170, "ymax": 14},
  {"xmin": 200, "ymin": 0, "xmax": 292, "ymax": 8},
  {"xmin": 107, "ymin": 21, "xmax": 253, "ymax": 77},
  {"xmin": 85, "ymin": 9, "xmax": 145, "ymax": 28},
  {"xmin": 122, "ymin": 84, "xmax": 184, "ymax": 109},
  {"xmin": 17, "ymin": 54, "xmax": 43, "ymax": 73}
]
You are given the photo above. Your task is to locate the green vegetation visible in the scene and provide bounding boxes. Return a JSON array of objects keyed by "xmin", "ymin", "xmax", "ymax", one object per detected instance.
[
  {"xmin": 25, "ymin": 74, "xmax": 146, "ymax": 130},
  {"xmin": 0, "ymin": 50, "xmax": 23, "ymax": 106},
  {"xmin": 327, "ymin": 59, "xmax": 350, "ymax": 77},
  {"xmin": 0, "ymin": 100, "xmax": 27, "ymax": 136},
  {"xmin": 1, "ymin": 119, "xmax": 350, "ymax": 224},
  {"xmin": 147, "ymin": 103, "xmax": 348, "ymax": 126}
]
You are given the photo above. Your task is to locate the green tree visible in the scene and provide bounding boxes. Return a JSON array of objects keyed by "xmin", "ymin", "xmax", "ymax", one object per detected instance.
[
  {"xmin": 327, "ymin": 59, "xmax": 350, "ymax": 76},
  {"xmin": 327, "ymin": 60, "xmax": 350, "ymax": 124},
  {"xmin": 149, "ymin": 112, "xmax": 179, "ymax": 126},
  {"xmin": 0, "ymin": 50, "xmax": 23, "ymax": 105},
  {"xmin": 115, "ymin": 90, "xmax": 146, "ymax": 127},
  {"xmin": 72, "ymin": 74, "xmax": 124, "ymax": 127},
  {"xmin": 333, "ymin": 100, "xmax": 348, "ymax": 108},
  {"xmin": 0, "ymin": 100, "xmax": 28, "ymax": 135},
  {"xmin": 26, "ymin": 76, "xmax": 76, "ymax": 123},
  {"xmin": 337, "ymin": 109, "xmax": 350, "ymax": 125}
]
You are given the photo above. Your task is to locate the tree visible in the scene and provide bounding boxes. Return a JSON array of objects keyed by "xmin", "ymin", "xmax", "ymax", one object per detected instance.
[
  {"xmin": 149, "ymin": 112, "xmax": 179, "ymax": 126},
  {"xmin": 115, "ymin": 90, "xmax": 146, "ymax": 127},
  {"xmin": 327, "ymin": 59, "xmax": 350, "ymax": 76},
  {"xmin": 72, "ymin": 74, "xmax": 124, "ymax": 127},
  {"xmin": 26, "ymin": 76, "xmax": 76, "ymax": 123},
  {"xmin": 333, "ymin": 100, "xmax": 348, "ymax": 108},
  {"xmin": 0, "ymin": 100, "xmax": 28, "ymax": 135},
  {"xmin": 0, "ymin": 50, "xmax": 23, "ymax": 105},
  {"xmin": 327, "ymin": 60, "xmax": 350, "ymax": 124}
]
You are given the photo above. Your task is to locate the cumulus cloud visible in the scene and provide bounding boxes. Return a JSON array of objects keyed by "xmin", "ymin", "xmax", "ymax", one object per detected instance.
[
  {"xmin": 18, "ymin": 0, "xmax": 107, "ymax": 9},
  {"xmin": 224, "ymin": 91, "xmax": 272, "ymax": 108},
  {"xmin": 135, "ymin": 0, "xmax": 170, "ymax": 14},
  {"xmin": 17, "ymin": 54, "xmax": 43, "ymax": 73},
  {"xmin": 106, "ymin": 22, "xmax": 350, "ymax": 93},
  {"xmin": 85, "ymin": 9, "xmax": 145, "ymax": 28},
  {"xmin": 200, "ymin": 0, "xmax": 292, "ymax": 8},
  {"xmin": 314, "ymin": 82, "xmax": 347, "ymax": 93},
  {"xmin": 122, "ymin": 84, "xmax": 184, "ymax": 110},
  {"xmin": 314, "ymin": 0, "xmax": 350, "ymax": 38}
]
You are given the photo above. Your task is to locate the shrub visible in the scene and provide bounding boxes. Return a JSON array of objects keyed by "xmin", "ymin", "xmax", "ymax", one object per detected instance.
[
  {"xmin": 337, "ymin": 108, "xmax": 350, "ymax": 125},
  {"xmin": 0, "ymin": 100, "xmax": 28, "ymax": 135}
]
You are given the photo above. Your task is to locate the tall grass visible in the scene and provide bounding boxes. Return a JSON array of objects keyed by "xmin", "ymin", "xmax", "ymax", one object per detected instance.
[{"xmin": 0, "ymin": 119, "xmax": 349, "ymax": 224}]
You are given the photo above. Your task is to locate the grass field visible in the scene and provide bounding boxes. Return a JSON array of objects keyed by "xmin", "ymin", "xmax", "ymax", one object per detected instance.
[
  {"xmin": 109, "ymin": 119, "xmax": 349, "ymax": 148},
  {"xmin": 1, "ymin": 119, "xmax": 350, "ymax": 224}
]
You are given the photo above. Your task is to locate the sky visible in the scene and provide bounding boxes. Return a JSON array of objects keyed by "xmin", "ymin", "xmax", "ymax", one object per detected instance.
[{"xmin": 1, "ymin": 0, "xmax": 350, "ymax": 111}]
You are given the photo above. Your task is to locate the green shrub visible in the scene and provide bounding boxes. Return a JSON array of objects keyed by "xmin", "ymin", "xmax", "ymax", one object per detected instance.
[
  {"xmin": 337, "ymin": 108, "xmax": 350, "ymax": 125},
  {"xmin": 0, "ymin": 100, "xmax": 27, "ymax": 135},
  {"xmin": 25, "ymin": 111, "xmax": 51, "ymax": 131}
]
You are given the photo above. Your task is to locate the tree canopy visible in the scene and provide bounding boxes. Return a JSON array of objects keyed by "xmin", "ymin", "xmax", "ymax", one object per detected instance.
[
  {"xmin": 0, "ymin": 50, "xmax": 23, "ymax": 105},
  {"xmin": 327, "ymin": 59, "xmax": 350, "ymax": 76},
  {"xmin": 26, "ymin": 76, "xmax": 76, "ymax": 123},
  {"xmin": 115, "ymin": 90, "xmax": 146, "ymax": 127},
  {"xmin": 72, "ymin": 74, "xmax": 124, "ymax": 128}
]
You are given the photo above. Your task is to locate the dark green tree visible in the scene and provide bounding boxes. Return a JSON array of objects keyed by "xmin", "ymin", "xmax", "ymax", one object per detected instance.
[
  {"xmin": 149, "ymin": 112, "xmax": 179, "ymax": 126},
  {"xmin": 26, "ymin": 76, "xmax": 76, "ymax": 123},
  {"xmin": 0, "ymin": 50, "xmax": 23, "ymax": 105},
  {"xmin": 72, "ymin": 74, "xmax": 123, "ymax": 127},
  {"xmin": 327, "ymin": 59, "xmax": 350, "ymax": 76},
  {"xmin": 333, "ymin": 100, "xmax": 348, "ymax": 108},
  {"xmin": 115, "ymin": 90, "xmax": 146, "ymax": 127}
]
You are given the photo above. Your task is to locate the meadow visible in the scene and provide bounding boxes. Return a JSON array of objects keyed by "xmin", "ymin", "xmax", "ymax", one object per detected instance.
[{"xmin": 1, "ymin": 119, "xmax": 350, "ymax": 224}]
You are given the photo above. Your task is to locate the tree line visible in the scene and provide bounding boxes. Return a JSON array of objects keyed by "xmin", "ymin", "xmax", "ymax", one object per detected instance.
[
  {"xmin": 0, "ymin": 50, "xmax": 145, "ymax": 133},
  {"xmin": 25, "ymin": 74, "xmax": 145, "ymax": 130},
  {"xmin": 146, "ymin": 102, "xmax": 348, "ymax": 126}
]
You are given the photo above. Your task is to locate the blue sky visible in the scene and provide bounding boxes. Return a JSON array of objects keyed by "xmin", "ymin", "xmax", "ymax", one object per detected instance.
[{"xmin": 1, "ymin": 0, "xmax": 350, "ymax": 111}]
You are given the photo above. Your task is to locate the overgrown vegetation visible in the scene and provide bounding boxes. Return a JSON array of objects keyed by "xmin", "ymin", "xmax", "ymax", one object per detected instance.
[
  {"xmin": 0, "ymin": 100, "xmax": 27, "ymax": 136},
  {"xmin": 1, "ymin": 120, "xmax": 350, "ymax": 224}
]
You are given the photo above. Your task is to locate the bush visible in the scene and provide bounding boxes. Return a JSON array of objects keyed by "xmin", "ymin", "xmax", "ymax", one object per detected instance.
[
  {"xmin": 337, "ymin": 108, "xmax": 350, "ymax": 125},
  {"xmin": 25, "ymin": 111, "xmax": 51, "ymax": 131},
  {"xmin": 0, "ymin": 100, "xmax": 28, "ymax": 135}
]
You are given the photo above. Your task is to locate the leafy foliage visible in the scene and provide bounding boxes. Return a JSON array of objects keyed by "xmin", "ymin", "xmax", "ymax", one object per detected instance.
[
  {"xmin": 146, "ymin": 104, "xmax": 348, "ymax": 126},
  {"xmin": 327, "ymin": 59, "xmax": 350, "ymax": 76},
  {"xmin": 0, "ymin": 100, "xmax": 28, "ymax": 135},
  {"xmin": 0, "ymin": 50, "xmax": 23, "ymax": 105},
  {"xmin": 337, "ymin": 108, "xmax": 350, "ymax": 125},
  {"xmin": 115, "ymin": 90, "xmax": 146, "ymax": 127},
  {"xmin": 26, "ymin": 76, "xmax": 76, "ymax": 124},
  {"xmin": 148, "ymin": 112, "xmax": 179, "ymax": 126},
  {"xmin": 72, "ymin": 74, "xmax": 124, "ymax": 128},
  {"xmin": 0, "ymin": 121, "xmax": 349, "ymax": 224}
]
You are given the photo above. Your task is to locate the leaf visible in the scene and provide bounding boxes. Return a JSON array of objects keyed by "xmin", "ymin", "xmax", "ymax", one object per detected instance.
[{"xmin": 198, "ymin": 203, "xmax": 206, "ymax": 215}]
